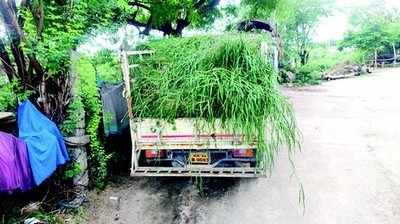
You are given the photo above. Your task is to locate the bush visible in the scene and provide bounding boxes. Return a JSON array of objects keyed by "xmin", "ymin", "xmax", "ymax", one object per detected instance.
[
  {"xmin": 292, "ymin": 46, "xmax": 365, "ymax": 85},
  {"xmin": 294, "ymin": 64, "xmax": 323, "ymax": 85}
]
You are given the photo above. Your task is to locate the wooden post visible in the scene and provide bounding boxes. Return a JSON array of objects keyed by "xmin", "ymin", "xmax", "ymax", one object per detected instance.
[
  {"xmin": 120, "ymin": 49, "xmax": 154, "ymax": 175},
  {"xmin": 120, "ymin": 50, "xmax": 138, "ymax": 174}
]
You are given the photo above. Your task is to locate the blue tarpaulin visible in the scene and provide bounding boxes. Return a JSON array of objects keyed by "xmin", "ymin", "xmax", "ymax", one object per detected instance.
[{"xmin": 18, "ymin": 100, "xmax": 69, "ymax": 185}]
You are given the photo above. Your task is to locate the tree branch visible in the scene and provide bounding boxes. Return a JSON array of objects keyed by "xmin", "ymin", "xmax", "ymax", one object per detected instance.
[
  {"xmin": 10, "ymin": 41, "xmax": 29, "ymax": 87},
  {"xmin": 128, "ymin": 1, "xmax": 150, "ymax": 10},
  {"xmin": 31, "ymin": 0, "xmax": 45, "ymax": 37},
  {"xmin": 0, "ymin": 39, "xmax": 16, "ymax": 81}
]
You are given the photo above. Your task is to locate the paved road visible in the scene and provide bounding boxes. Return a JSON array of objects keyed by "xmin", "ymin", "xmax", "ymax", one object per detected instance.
[{"xmin": 89, "ymin": 68, "xmax": 400, "ymax": 224}]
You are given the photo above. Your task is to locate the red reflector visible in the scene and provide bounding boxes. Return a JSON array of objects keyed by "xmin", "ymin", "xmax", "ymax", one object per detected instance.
[
  {"xmin": 233, "ymin": 149, "xmax": 254, "ymax": 158},
  {"xmin": 145, "ymin": 150, "xmax": 166, "ymax": 158}
]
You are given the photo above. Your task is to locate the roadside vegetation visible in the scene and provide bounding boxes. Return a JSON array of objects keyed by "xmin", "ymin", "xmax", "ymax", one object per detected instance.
[{"xmin": 340, "ymin": 3, "xmax": 400, "ymax": 67}]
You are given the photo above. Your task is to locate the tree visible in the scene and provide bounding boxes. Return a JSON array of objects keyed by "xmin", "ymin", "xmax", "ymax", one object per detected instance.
[
  {"xmin": 340, "ymin": 24, "xmax": 389, "ymax": 67},
  {"xmin": 241, "ymin": 0, "xmax": 280, "ymax": 18},
  {"xmin": 0, "ymin": 0, "xmax": 122, "ymax": 121},
  {"xmin": 240, "ymin": 0, "xmax": 332, "ymax": 66},
  {"xmin": 277, "ymin": 0, "xmax": 332, "ymax": 65},
  {"xmin": 339, "ymin": 4, "xmax": 400, "ymax": 67},
  {"xmin": 125, "ymin": 0, "xmax": 222, "ymax": 36}
]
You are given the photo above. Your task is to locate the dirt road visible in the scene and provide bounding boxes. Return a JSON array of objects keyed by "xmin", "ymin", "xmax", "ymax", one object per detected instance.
[{"xmin": 88, "ymin": 68, "xmax": 400, "ymax": 224}]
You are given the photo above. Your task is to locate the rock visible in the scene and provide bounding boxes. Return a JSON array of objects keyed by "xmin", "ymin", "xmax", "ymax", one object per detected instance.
[
  {"xmin": 286, "ymin": 71, "xmax": 296, "ymax": 82},
  {"xmin": 24, "ymin": 218, "xmax": 43, "ymax": 224},
  {"xmin": 360, "ymin": 66, "xmax": 368, "ymax": 75},
  {"xmin": 280, "ymin": 70, "xmax": 296, "ymax": 83},
  {"xmin": 109, "ymin": 196, "xmax": 121, "ymax": 210}
]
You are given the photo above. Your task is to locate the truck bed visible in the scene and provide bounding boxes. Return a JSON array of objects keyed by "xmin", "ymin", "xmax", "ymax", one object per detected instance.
[{"xmin": 130, "ymin": 119, "xmax": 265, "ymax": 177}]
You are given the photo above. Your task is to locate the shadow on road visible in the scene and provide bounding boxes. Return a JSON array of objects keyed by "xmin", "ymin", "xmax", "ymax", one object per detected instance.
[{"xmin": 138, "ymin": 176, "xmax": 255, "ymax": 198}]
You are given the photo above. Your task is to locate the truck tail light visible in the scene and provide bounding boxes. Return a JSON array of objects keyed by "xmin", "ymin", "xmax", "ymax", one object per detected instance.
[
  {"xmin": 232, "ymin": 149, "xmax": 254, "ymax": 158},
  {"xmin": 145, "ymin": 150, "xmax": 166, "ymax": 159}
]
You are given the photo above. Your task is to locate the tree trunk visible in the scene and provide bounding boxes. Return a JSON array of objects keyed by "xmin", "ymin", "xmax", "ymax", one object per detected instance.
[
  {"xmin": 374, "ymin": 49, "xmax": 378, "ymax": 69},
  {"xmin": 393, "ymin": 43, "xmax": 397, "ymax": 65},
  {"xmin": 140, "ymin": 15, "xmax": 153, "ymax": 36},
  {"xmin": 299, "ymin": 49, "xmax": 309, "ymax": 65},
  {"xmin": 175, "ymin": 18, "xmax": 189, "ymax": 37}
]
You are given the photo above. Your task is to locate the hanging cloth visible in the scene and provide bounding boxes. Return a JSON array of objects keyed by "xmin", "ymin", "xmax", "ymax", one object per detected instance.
[
  {"xmin": 18, "ymin": 100, "xmax": 69, "ymax": 185},
  {"xmin": 100, "ymin": 82, "xmax": 129, "ymax": 136},
  {"xmin": 0, "ymin": 131, "xmax": 34, "ymax": 192}
]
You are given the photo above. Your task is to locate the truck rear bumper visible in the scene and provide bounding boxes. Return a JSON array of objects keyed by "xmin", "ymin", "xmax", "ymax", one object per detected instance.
[{"xmin": 130, "ymin": 167, "xmax": 265, "ymax": 178}]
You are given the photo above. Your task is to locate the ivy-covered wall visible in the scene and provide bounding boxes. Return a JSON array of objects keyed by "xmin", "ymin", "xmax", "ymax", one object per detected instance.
[{"xmin": 61, "ymin": 50, "xmax": 121, "ymax": 189}]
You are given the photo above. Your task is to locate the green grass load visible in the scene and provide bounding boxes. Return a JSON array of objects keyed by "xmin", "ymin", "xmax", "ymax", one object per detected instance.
[{"xmin": 131, "ymin": 34, "xmax": 299, "ymax": 170}]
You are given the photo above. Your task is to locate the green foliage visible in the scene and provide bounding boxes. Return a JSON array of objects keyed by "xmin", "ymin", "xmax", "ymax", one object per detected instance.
[
  {"xmin": 0, "ymin": 76, "xmax": 15, "ymax": 111},
  {"xmin": 74, "ymin": 57, "xmax": 111, "ymax": 189},
  {"xmin": 64, "ymin": 163, "xmax": 82, "ymax": 179},
  {"xmin": 90, "ymin": 50, "xmax": 122, "ymax": 83},
  {"xmin": 280, "ymin": 0, "xmax": 332, "ymax": 64},
  {"xmin": 150, "ymin": 1, "xmax": 192, "ymax": 26},
  {"xmin": 21, "ymin": 0, "xmax": 124, "ymax": 77},
  {"xmin": 29, "ymin": 210, "xmax": 63, "ymax": 224},
  {"xmin": 340, "ymin": 4, "xmax": 400, "ymax": 57},
  {"xmin": 0, "ymin": 76, "xmax": 31, "ymax": 111},
  {"xmin": 60, "ymin": 96, "xmax": 84, "ymax": 136},
  {"xmin": 61, "ymin": 49, "xmax": 120, "ymax": 187},
  {"xmin": 133, "ymin": 34, "xmax": 299, "ymax": 169},
  {"xmin": 310, "ymin": 46, "xmax": 361, "ymax": 69},
  {"xmin": 340, "ymin": 24, "xmax": 389, "ymax": 53},
  {"xmin": 241, "ymin": 0, "xmax": 280, "ymax": 18},
  {"xmin": 124, "ymin": 0, "xmax": 222, "ymax": 34},
  {"xmin": 292, "ymin": 45, "xmax": 363, "ymax": 85},
  {"xmin": 294, "ymin": 64, "xmax": 322, "ymax": 85},
  {"xmin": 240, "ymin": 0, "xmax": 332, "ymax": 66}
]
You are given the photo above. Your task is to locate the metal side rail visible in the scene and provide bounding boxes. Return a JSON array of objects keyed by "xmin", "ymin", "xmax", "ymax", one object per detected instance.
[{"xmin": 130, "ymin": 167, "xmax": 266, "ymax": 178}]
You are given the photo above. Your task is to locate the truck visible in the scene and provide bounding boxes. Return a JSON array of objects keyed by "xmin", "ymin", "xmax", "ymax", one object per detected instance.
[
  {"xmin": 120, "ymin": 49, "xmax": 270, "ymax": 178},
  {"xmin": 120, "ymin": 34, "xmax": 279, "ymax": 178}
]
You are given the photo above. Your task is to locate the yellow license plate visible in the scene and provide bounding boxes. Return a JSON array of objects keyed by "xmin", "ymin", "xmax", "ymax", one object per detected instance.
[{"xmin": 189, "ymin": 152, "xmax": 209, "ymax": 164}]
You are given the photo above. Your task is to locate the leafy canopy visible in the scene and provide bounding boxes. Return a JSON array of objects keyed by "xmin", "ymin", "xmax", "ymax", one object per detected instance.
[
  {"xmin": 240, "ymin": 0, "xmax": 332, "ymax": 65},
  {"xmin": 125, "ymin": 0, "xmax": 222, "ymax": 35},
  {"xmin": 21, "ymin": 0, "xmax": 123, "ymax": 76},
  {"xmin": 340, "ymin": 3, "xmax": 400, "ymax": 54}
]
